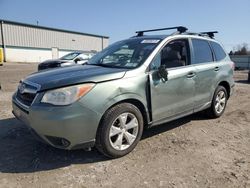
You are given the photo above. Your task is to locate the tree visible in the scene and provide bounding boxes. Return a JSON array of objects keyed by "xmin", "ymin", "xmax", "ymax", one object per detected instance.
[{"xmin": 231, "ymin": 43, "xmax": 250, "ymax": 55}]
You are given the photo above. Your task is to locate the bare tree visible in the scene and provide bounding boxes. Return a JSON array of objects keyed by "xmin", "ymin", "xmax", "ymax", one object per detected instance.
[{"xmin": 232, "ymin": 43, "xmax": 250, "ymax": 55}]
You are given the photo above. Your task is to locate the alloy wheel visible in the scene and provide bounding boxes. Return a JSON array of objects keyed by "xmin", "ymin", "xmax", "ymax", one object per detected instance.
[
  {"xmin": 215, "ymin": 90, "xmax": 226, "ymax": 114},
  {"xmin": 109, "ymin": 113, "xmax": 139, "ymax": 150}
]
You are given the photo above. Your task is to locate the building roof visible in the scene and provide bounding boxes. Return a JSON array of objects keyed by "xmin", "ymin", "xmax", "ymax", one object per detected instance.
[{"xmin": 0, "ymin": 19, "xmax": 109, "ymax": 39}]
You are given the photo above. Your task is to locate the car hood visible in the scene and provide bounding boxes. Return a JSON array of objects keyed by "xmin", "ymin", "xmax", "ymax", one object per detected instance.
[
  {"xmin": 25, "ymin": 65, "xmax": 127, "ymax": 91},
  {"xmin": 40, "ymin": 59, "xmax": 69, "ymax": 65}
]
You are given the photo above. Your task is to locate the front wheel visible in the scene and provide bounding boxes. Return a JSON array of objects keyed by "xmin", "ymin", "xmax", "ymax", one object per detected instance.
[
  {"xmin": 95, "ymin": 103, "xmax": 144, "ymax": 158},
  {"xmin": 206, "ymin": 86, "xmax": 228, "ymax": 118}
]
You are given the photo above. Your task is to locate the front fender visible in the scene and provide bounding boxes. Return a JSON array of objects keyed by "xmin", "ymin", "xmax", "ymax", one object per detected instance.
[
  {"xmin": 102, "ymin": 92, "xmax": 148, "ymax": 114},
  {"xmin": 79, "ymin": 74, "xmax": 149, "ymax": 119}
]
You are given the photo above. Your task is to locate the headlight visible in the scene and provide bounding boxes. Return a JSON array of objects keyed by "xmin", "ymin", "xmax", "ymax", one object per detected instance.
[{"xmin": 41, "ymin": 83, "xmax": 95, "ymax": 105}]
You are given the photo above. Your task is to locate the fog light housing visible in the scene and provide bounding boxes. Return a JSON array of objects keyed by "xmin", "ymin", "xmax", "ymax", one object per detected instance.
[{"xmin": 45, "ymin": 136, "xmax": 71, "ymax": 148}]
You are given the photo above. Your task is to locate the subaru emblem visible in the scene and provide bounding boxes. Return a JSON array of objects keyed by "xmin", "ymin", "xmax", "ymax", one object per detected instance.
[{"xmin": 19, "ymin": 83, "xmax": 26, "ymax": 94}]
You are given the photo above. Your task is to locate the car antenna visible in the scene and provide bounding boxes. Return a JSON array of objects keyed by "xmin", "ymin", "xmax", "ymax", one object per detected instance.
[{"xmin": 135, "ymin": 26, "xmax": 188, "ymax": 36}]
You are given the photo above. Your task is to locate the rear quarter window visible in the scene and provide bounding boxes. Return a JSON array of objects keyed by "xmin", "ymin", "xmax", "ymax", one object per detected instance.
[
  {"xmin": 210, "ymin": 41, "xmax": 227, "ymax": 61},
  {"xmin": 192, "ymin": 39, "xmax": 213, "ymax": 64}
]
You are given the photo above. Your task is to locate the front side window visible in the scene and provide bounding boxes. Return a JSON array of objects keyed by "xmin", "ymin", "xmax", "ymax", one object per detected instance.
[
  {"xmin": 192, "ymin": 39, "xmax": 213, "ymax": 64},
  {"xmin": 150, "ymin": 39, "xmax": 189, "ymax": 70},
  {"xmin": 60, "ymin": 52, "xmax": 81, "ymax": 60},
  {"xmin": 88, "ymin": 38, "xmax": 161, "ymax": 69},
  {"xmin": 77, "ymin": 53, "xmax": 91, "ymax": 60},
  {"xmin": 210, "ymin": 41, "xmax": 227, "ymax": 61}
]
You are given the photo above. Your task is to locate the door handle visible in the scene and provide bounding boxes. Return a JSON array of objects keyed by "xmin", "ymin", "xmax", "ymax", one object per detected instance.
[
  {"xmin": 214, "ymin": 66, "xmax": 220, "ymax": 71},
  {"xmin": 187, "ymin": 72, "xmax": 195, "ymax": 78}
]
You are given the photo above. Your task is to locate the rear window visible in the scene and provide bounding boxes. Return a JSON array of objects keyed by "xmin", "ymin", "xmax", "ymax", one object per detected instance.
[
  {"xmin": 192, "ymin": 39, "xmax": 213, "ymax": 64},
  {"xmin": 210, "ymin": 41, "xmax": 226, "ymax": 61}
]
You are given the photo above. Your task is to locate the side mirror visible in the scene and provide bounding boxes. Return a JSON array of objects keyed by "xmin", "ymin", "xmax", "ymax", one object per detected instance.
[
  {"xmin": 74, "ymin": 58, "xmax": 81, "ymax": 63},
  {"xmin": 158, "ymin": 65, "xmax": 168, "ymax": 81}
]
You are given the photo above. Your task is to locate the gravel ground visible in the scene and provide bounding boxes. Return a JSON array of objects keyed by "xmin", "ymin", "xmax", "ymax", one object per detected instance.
[{"xmin": 0, "ymin": 63, "xmax": 249, "ymax": 188}]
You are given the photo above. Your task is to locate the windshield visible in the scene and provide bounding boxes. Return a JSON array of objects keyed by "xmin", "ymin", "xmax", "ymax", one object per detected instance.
[
  {"xmin": 88, "ymin": 38, "xmax": 161, "ymax": 69},
  {"xmin": 60, "ymin": 52, "xmax": 81, "ymax": 60}
]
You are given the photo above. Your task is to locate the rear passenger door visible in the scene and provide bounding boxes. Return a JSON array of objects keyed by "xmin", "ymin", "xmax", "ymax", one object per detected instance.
[{"xmin": 191, "ymin": 39, "xmax": 217, "ymax": 111}]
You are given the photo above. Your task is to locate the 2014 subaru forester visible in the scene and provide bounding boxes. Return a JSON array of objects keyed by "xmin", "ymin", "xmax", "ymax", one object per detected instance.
[{"xmin": 12, "ymin": 27, "xmax": 235, "ymax": 158}]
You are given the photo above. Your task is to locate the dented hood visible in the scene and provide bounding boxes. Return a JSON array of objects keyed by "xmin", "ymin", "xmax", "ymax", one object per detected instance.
[{"xmin": 25, "ymin": 65, "xmax": 126, "ymax": 91}]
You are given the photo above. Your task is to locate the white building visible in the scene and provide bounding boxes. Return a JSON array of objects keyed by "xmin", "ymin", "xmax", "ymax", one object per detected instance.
[{"xmin": 0, "ymin": 19, "xmax": 109, "ymax": 62}]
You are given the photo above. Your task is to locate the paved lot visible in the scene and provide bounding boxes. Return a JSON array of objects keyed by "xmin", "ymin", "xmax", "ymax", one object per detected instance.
[{"xmin": 0, "ymin": 63, "xmax": 249, "ymax": 188}]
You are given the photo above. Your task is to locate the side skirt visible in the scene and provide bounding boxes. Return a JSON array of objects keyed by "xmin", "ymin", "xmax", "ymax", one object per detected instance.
[{"xmin": 149, "ymin": 109, "xmax": 194, "ymax": 128}]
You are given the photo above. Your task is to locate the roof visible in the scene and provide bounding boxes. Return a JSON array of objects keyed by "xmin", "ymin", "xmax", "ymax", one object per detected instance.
[{"xmin": 0, "ymin": 19, "xmax": 109, "ymax": 39}]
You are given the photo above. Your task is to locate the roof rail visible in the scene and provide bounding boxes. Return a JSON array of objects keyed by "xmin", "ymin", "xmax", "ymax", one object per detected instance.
[
  {"xmin": 135, "ymin": 26, "xmax": 188, "ymax": 36},
  {"xmin": 200, "ymin": 31, "xmax": 218, "ymax": 38}
]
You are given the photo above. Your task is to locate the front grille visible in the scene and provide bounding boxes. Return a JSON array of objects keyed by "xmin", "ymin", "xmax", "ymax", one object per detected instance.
[
  {"xmin": 16, "ymin": 90, "xmax": 36, "ymax": 106},
  {"xmin": 16, "ymin": 81, "xmax": 40, "ymax": 107}
]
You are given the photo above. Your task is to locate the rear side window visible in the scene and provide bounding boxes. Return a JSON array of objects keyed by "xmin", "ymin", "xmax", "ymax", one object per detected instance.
[
  {"xmin": 210, "ymin": 41, "xmax": 226, "ymax": 61},
  {"xmin": 192, "ymin": 39, "xmax": 213, "ymax": 64}
]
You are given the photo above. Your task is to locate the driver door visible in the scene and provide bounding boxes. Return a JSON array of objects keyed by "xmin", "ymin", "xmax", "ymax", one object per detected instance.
[{"xmin": 149, "ymin": 39, "xmax": 196, "ymax": 124}]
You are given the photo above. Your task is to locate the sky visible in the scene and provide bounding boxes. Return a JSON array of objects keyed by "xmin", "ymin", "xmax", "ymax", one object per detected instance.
[{"xmin": 0, "ymin": 0, "xmax": 250, "ymax": 52}]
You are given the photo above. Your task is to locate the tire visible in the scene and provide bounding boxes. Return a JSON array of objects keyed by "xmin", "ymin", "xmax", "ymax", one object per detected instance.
[
  {"xmin": 95, "ymin": 103, "xmax": 144, "ymax": 158},
  {"xmin": 206, "ymin": 86, "xmax": 228, "ymax": 118}
]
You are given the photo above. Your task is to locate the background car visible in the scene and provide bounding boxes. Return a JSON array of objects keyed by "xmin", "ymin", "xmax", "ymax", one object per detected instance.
[{"xmin": 38, "ymin": 51, "xmax": 94, "ymax": 71}]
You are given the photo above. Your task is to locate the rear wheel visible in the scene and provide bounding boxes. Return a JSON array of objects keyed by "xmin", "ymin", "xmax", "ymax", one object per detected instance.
[
  {"xmin": 96, "ymin": 103, "xmax": 143, "ymax": 158},
  {"xmin": 207, "ymin": 86, "xmax": 228, "ymax": 118}
]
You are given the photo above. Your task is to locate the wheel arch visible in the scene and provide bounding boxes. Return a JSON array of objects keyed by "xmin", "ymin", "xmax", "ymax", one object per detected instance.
[
  {"xmin": 99, "ymin": 98, "xmax": 150, "ymax": 130},
  {"xmin": 218, "ymin": 81, "xmax": 230, "ymax": 99}
]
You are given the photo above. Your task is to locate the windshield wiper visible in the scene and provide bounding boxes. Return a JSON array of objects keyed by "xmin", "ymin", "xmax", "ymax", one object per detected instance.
[{"xmin": 86, "ymin": 63, "xmax": 120, "ymax": 68}]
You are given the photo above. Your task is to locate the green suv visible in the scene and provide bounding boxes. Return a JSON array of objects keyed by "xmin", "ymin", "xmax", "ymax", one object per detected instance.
[{"xmin": 12, "ymin": 27, "xmax": 235, "ymax": 158}]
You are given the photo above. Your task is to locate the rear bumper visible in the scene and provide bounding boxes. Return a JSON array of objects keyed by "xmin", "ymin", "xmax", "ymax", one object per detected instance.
[{"xmin": 12, "ymin": 94, "xmax": 101, "ymax": 150}]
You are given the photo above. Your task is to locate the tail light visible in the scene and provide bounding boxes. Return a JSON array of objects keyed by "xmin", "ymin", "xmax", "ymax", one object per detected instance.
[{"xmin": 230, "ymin": 61, "xmax": 235, "ymax": 70}]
